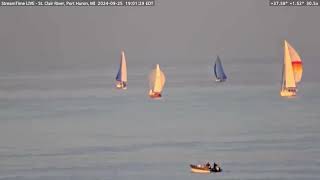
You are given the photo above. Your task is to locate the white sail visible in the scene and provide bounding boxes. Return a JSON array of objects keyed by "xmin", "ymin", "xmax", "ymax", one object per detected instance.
[
  {"xmin": 115, "ymin": 50, "xmax": 128, "ymax": 89},
  {"xmin": 120, "ymin": 50, "xmax": 127, "ymax": 82},
  {"xmin": 149, "ymin": 64, "xmax": 166, "ymax": 93},
  {"xmin": 283, "ymin": 40, "xmax": 296, "ymax": 88}
]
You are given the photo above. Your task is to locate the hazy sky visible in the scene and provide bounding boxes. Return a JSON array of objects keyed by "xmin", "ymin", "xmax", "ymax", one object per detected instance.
[{"xmin": 0, "ymin": 0, "xmax": 319, "ymax": 73}]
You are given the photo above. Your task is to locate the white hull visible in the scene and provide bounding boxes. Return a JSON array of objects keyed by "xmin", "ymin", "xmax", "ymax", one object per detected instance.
[
  {"xmin": 116, "ymin": 82, "xmax": 127, "ymax": 90},
  {"xmin": 280, "ymin": 90, "xmax": 296, "ymax": 97},
  {"xmin": 215, "ymin": 79, "xmax": 225, "ymax": 82},
  {"xmin": 190, "ymin": 168, "xmax": 211, "ymax": 174}
]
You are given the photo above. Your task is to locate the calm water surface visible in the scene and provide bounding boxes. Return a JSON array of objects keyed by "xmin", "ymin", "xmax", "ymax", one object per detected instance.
[{"xmin": 0, "ymin": 59, "xmax": 319, "ymax": 180}]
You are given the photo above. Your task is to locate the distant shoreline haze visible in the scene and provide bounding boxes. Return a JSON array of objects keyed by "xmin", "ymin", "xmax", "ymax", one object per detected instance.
[{"xmin": 0, "ymin": 0, "xmax": 319, "ymax": 76}]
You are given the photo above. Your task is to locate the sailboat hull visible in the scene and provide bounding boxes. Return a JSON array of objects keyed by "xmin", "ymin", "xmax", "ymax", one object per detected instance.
[
  {"xmin": 116, "ymin": 82, "xmax": 127, "ymax": 89},
  {"xmin": 149, "ymin": 90, "xmax": 162, "ymax": 99},
  {"xmin": 215, "ymin": 79, "xmax": 226, "ymax": 82},
  {"xmin": 149, "ymin": 96, "xmax": 161, "ymax": 99},
  {"xmin": 149, "ymin": 94, "xmax": 162, "ymax": 99},
  {"xmin": 280, "ymin": 90, "xmax": 296, "ymax": 97}
]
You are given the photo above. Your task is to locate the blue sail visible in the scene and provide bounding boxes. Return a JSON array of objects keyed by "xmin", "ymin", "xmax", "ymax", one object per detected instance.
[
  {"xmin": 214, "ymin": 56, "xmax": 227, "ymax": 81},
  {"xmin": 116, "ymin": 66, "xmax": 121, "ymax": 81},
  {"xmin": 116, "ymin": 51, "xmax": 123, "ymax": 82}
]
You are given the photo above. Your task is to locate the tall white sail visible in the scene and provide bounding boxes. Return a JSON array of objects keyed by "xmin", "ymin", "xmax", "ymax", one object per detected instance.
[
  {"xmin": 149, "ymin": 64, "xmax": 166, "ymax": 97},
  {"xmin": 284, "ymin": 41, "xmax": 296, "ymax": 88},
  {"xmin": 115, "ymin": 50, "xmax": 127, "ymax": 89},
  {"xmin": 120, "ymin": 50, "xmax": 127, "ymax": 82}
]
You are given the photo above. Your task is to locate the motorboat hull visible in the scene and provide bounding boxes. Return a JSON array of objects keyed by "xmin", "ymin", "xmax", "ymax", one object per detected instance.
[{"xmin": 190, "ymin": 164, "xmax": 222, "ymax": 174}]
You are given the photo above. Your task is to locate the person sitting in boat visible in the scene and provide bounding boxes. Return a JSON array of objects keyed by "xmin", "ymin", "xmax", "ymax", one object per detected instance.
[
  {"xmin": 213, "ymin": 162, "xmax": 222, "ymax": 172},
  {"xmin": 205, "ymin": 162, "xmax": 211, "ymax": 169}
]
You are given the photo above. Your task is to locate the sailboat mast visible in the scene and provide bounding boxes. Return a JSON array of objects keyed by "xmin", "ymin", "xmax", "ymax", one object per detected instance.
[{"xmin": 281, "ymin": 61, "xmax": 285, "ymax": 90}]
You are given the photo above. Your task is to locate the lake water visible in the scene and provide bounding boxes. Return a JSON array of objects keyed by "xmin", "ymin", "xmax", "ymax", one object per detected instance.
[{"xmin": 0, "ymin": 58, "xmax": 319, "ymax": 180}]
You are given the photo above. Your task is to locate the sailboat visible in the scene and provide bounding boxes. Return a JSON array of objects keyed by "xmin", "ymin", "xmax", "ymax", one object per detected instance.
[
  {"xmin": 214, "ymin": 56, "xmax": 227, "ymax": 82},
  {"xmin": 115, "ymin": 50, "xmax": 127, "ymax": 89},
  {"xmin": 148, "ymin": 64, "xmax": 166, "ymax": 99},
  {"xmin": 280, "ymin": 40, "xmax": 303, "ymax": 97}
]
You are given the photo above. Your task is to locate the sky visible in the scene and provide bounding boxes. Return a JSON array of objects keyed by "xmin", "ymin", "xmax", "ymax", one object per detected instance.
[{"xmin": 0, "ymin": 0, "xmax": 319, "ymax": 74}]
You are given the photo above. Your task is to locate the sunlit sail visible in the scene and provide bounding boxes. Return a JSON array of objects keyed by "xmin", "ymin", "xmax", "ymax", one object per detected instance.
[
  {"xmin": 287, "ymin": 41, "xmax": 303, "ymax": 83},
  {"xmin": 148, "ymin": 64, "xmax": 166, "ymax": 99},
  {"xmin": 280, "ymin": 40, "xmax": 298, "ymax": 97}
]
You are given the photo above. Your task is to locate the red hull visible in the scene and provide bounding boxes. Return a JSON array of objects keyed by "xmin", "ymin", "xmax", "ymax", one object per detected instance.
[{"xmin": 149, "ymin": 93, "xmax": 162, "ymax": 99}]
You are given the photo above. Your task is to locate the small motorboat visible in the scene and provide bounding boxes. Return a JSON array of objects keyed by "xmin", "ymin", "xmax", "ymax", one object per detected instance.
[{"xmin": 190, "ymin": 163, "xmax": 222, "ymax": 174}]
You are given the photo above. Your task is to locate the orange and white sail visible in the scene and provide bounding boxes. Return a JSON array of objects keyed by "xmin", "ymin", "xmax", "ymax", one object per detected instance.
[
  {"xmin": 287, "ymin": 41, "xmax": 303, "ymax": 83},
  {"xmin": 149, "ymin": 64, "xmax": 166, "ymax": 96},
  {"xmin": 280, "ymin": 40, "xmax": 297, "ymax": 97}
]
